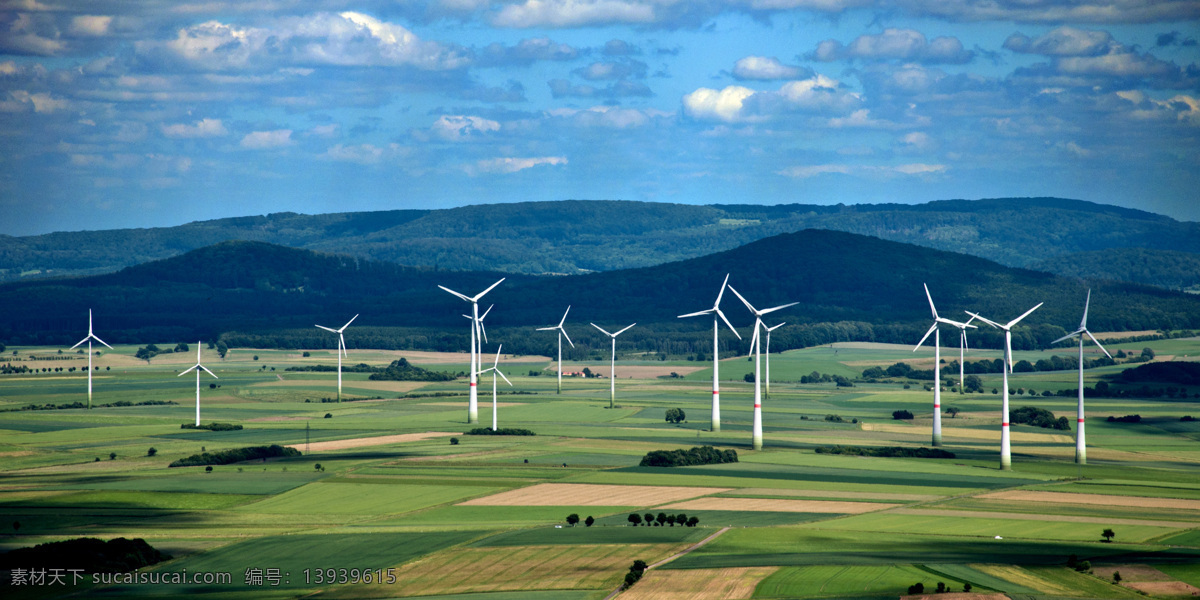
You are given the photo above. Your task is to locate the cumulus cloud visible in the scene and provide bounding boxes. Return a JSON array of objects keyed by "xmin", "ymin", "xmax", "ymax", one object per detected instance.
[
  {"xmin": 548, "ymin": 105, "xmax": 671, "ymax": 128},
  {"xmin": 0, "ymin": 12, "xmax": 65, "ymax": 56},
  {"xmin": 682, "ymin": 85, "xmax": 756, "ymax": 122},
  {"xmin": 161, "ymin": 118, "xmax": 227, "ymax": 138},
  {"xmin": 573, "ymin": 59, "xmax": 647, "ymax": 80},
  {"xmin": 69, "ymin": 16, "xmax": 113, "ymax": 37},
  {"xmin": 477, "ymin": 37, "xmax": 580, "ymax": 66},
  {"xmin": 491, "ymin": 0, "xmax": 657, "ymax": 28},
  {"xmin": 684, "ymin": 75, "xmax": 860, "ymax": 122},
  {"xmin": 549, "ymin": 78, "xmax": 652, "ymax": 98},
  {"xmin": 603, "ymin": 39, "xmax": 640, "ymax": 56},
  {"xmin": 240, "ymin": 129, "xmax": 292, "ymax": 149},
  {"xmin": 467, "ymin": 156, "xmax": 567, "ymax": 175},
  {"xmin": 732, "ymin": 56, "xmax": 810, "ymax": 80},
  {"xmin": 811, "ymin": 28, "xmax": 973, "ymax": 64},
  {"xmin": 5, "ymin": 90, "xmax": 69, "ymax": 113},
  {"xmin": 777, "ymin": 162, "xmax": 947, "ymax": 178},
  {"xmin": 1004, "ymin": 27, "xmax": 1114, "ymax": 56},
  {"xmin": 892, "ymin": 0, "xmax": 1200, "ymax": 24},
  {"xmin": 430, "ymin": 115, "xmax": 501, "ymax": 140},
  {"xmin": 145, "ymin": 12, "xmax": 467, "ymax": 71}
]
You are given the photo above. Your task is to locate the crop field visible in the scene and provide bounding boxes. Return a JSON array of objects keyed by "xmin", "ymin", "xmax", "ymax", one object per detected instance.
[{"xmin": 2, "ymin": 337, "xmax": 1200, "ymax": 599}]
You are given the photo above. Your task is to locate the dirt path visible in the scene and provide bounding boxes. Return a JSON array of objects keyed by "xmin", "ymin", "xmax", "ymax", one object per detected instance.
[{"xmin": 603, "ymin": 527, "xmax": 732, "ymax": 600}]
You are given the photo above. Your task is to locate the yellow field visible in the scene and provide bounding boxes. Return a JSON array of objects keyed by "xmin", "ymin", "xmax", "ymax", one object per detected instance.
[
  {"xmin": 969, "ymin": 564, "xmax": 1074, "ymax": 595},
  {"xmin": 730, "ymin": 488, "xmax": 939, "ymax": 502},
  {"xmin": 620, "ymin": 567, "xmax": 778, "ymax": 600},
  {"xmin": 459, "ymin": 483, "xmax": 730, "ymax": 506},
  {"xmin": 286, "ymin": 431, "xmax": 460, "ymax": 452},
  {"xmin": 658, "ymin": 497, "xmax": 899, "ymax": 514}
]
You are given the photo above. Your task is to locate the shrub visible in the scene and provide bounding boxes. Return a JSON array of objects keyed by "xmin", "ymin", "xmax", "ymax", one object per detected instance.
[
  {"xmin": 1012, "ymin": 406, "xmax": 1071, "ymax": 430},
  {"xmin": 0, "ymin": 537, "xmax": 172, "ymax": 572},
  {"xmin": 467, "ymin": 428, "xmax": 535, "ymax": 436},
  {"xmin": 147, "ymin": 447, "xmax": 157, "ymax": 457},
  {"xmin": 825, "ymin": 414, "xmax": 844, "ymax": 422},
  {"xmin": 908, "ymin": 583, "xmax": 924, "ymax": 594},
  {"xmin": 1076, "ymin": 560, "xmax": 1091, "ymax": 572},
  {"xmin": 324, "ymin": 413, "xmax": 332, "ymax": 418},
  {"xmin": 181, "ymin": 422, "xmax": 242, "ymax": 431},
  {"xmin": 1108, "ymin": 414, "xmax": 1141, "ymax": 423},
  {"xmin": 585, "ymin": 516, "xmax": 595, "ymax": 527},
  {"xmin": 450, "ymin": 437, "xmax": 459, "ymax": 445},
  {"xmin": 892, "ymin": 410, "xmax": 913, "ymax": 420},
  {"xmin": 369, "ymin": 358, "xmax": 456, "ymax": 381},
  {"xmin": 815, "ymin": 445, "xmax": 955, "ymax": 459},
  {"xmin": 169, "ymin": 444, "xmax": 301, "ymax": 468},
  {"xmin": 640, "ymin": 446, "xmax": 738, "ymax": 467}
]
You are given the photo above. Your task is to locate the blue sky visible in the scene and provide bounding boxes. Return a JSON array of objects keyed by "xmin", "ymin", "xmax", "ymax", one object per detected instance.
[{"xmin": 1, "ymin": 1, "xmax": 1197, "ymax": 236}]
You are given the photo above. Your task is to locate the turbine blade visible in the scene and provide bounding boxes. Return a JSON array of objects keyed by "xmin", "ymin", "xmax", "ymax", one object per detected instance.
[
  {"xmin": 562, "ymin": 328, "xmax": 574, "ymax": 348},
  {"xmin": 479, "ymin": 321, "xmax": 488, "ymax": 344},
  {"xmin": 88, "ymin": 309, "xmax": 93, "ymax": 334},
  {"xmin": 1007, "ymin": 302, "xmax": 1043, "ymax": 328},
  {"xmin": 179, "ymin": 364, "xmax": 199, "ymax": 376},
  {"xmin": 924, "ymin": 283, "xmax": 938, "ymax": 319},
  {"xmin": 1052, "ymin": 330, "xmax": 1082, "ymax": 345},
  {"xmin": 678, "ymin": 308, "xmax": 714, "ymax": 319},
  {"xmin": 715, "ymin": 273, "xmax": 730, "ymax": 307},
  {"xmin": 748, "ymin": 320, "xmax": 760, "ymax": 357},
  {"xmin": 536, "ymin": 326, "xmax": 557, "ymax": 331},
  {"xmin": 1081, "ymin": 289, "xmax": 1091, "ymax": 330},
  {"xmin": 438, "ymin": 285, "xmax": 471, "ymax": 302},
  {"xmin": 936, "ymin": 317, "xmax": 967, "ymax": 328},
  {"xmin": 965, "ymin": 311, "xmax": 1002, "ymax": 329},
  {"xmin": 963, "ymin": 314, "xmax": 977, "ymax": 327},
  {"xmin": 341, "ymin": 314, "xmax": 359, "ymax": 331},
  {"xmin": 497, "ymin": 369, "xmax": 513, "ymax": 386},
  {"xmin": 315, "ymin": 325, "xmax": 338, "ymax": 333},
  {"xmin": 197, "ymin": 344, "xmax": 202, "ymax": 362},
  {"xmin": 479, "ymin": 304, "xmax": 493, "ymax": 321},
  {"xmin": 591, "ymin": 323, "xmax": 613, "ymax": 337},
  {"xmin": 1084, "ymin": 329, "xmax": 1112, "ymax": 360},
  {"xmin": 1006, "ymin": 330, "xmax": 1014, "ymax": 372},
  {"xmin": 472, "ymin": 278, "xmax": 506, "ymax": 301},
  {"xmin": 70, "ymin": 337, "xmax": 89, "ymax": 349},
  {"xmin": 715, "ymin": 308, "xmax": 741, "ymax": 339},
  {"xmin": 914, "ymin": 322, "xmax": 937, "ymax": 351},
  {"xmin": 91, "ymin": 334, "xmax": 113, "ymax": 349},
  {"xmin": 727, "ymin": 285, "xmax": 757, "ymax": 314},
  {"xmin": 340, "ymin": 334, "xmax": 348, "ymax": 358},
  {"xmin": 767, "ymin": 322, "xmax": 786, "ymax": 332},
  {"xmin": 200, "ymin": 365, "xmax": 218, "ymax": 378},
  {"xmin": 559, "ymin": 305, "xmax": 570, "ymax": 328},
  {"xmin": 493, "ymin": 345, "xmax": 502, "ymax": 367},
  {"xmin": 614, "ymin": 323, "xmax": 636, "ymax": 337},
  {"xmin": 759, "ymin": 301, "xmax": 799, "ymax": 315},
  {"xmin": 962, "ymin": 329, "xmax": 969, "ymax": 352}
]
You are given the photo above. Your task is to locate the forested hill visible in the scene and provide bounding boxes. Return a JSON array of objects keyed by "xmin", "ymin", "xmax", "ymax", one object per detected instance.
[
  {"xmin": 3, "ymin": 198, "xmax": 1199, "ymax": 290},
  {"xmin": 2, "ymin": 232, "xmax": 1197, "ymax": 355}
]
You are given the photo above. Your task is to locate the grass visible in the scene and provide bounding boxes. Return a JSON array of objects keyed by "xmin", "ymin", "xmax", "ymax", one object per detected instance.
[
  {"xmin": 754, "ymin": 564, "xmax": 972, "ymax": 598},
  {"xmin": 235, "ymin": 482, "xmax": 498, "ymax": 515}
]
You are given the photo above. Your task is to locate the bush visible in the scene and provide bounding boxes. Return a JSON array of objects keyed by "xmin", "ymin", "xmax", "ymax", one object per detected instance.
[
  {"xmin": 0, "ymin": 537, "xmax": 171, "ymax": 572},
  {"xmin": 892, "ymin": 410, "xmax": 913, "ymax": 420},
  {"xmin": 825, "ymin": 414, "xmax": 845, "ymax": 422},
  {"xmin": 640, "ymin": 446, "xmax": 738, "ymax": 467},
  {"xmin": 147, "ymin": 447, "xmax": 157, "ymax": 457},
  {"xmin": 1012, "ymin": 406, "xmax": 1071, "ymax": 430},
  {"xmin": 815, "ymin": 445, "xmax": 955, "ymax": 459},
  {"xmin": 467, "ymin": 428, "xmax": 535, "ymax": 436},
  {"xmin": 169, "ymin": 444, "xmax": 301, "ymax": 468},
  {"xmin": 324, "ymin": 413, "xmax": 332, "ymax": 418},
  {"xmin": 585, "ymin": 516, "xmax": 595, "ymax": 527},
  {"xmin": 368, "ymin": 358, "xmax": 456, "ymax": 381},
  {"xmin": 665, "ymin": 407, "xmax": 686, "ymax": 424},
  {"xmin": 908, "ymin": 583, "xmax": 924, "ymax": 594},
  {"xmin": 1107, "ymin": 414, "xmax": 1142, "ymax": 423},
  {"xmin": 450, "ymin": 437, "xmax": 459, "ymax": 445},
  {"xmin": 180, "ymin": 422, "xmax": 242, "ymax": 431},
  {"xmin": 1076, "ymin": 560, "xmax": 1091, "ymax": 573}
]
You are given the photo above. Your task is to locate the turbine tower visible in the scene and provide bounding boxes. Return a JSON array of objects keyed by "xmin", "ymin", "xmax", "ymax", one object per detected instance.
[
  {"xmin": 464, "ymin": 304, "xmax": 493, "ymax": 364},
  {"xmin": 764, "ymin": 322, "xmax": 785, "ymax": 397},
  {"xmin": 949, "ymin": 315, "xmax": 977, "ymax": 394},
  {"xmin": 315, "ymin": 314, "xmax": 357, "ymax": 401},
  {"xmin": 914, "ymin": 284, "xmax": 974, "ymax": 447},
  {"xmin": 678, "ymin": 274, "xmax": 740, "ymax": 432},
  {"xmin": 537, "ymin": 306, "xmax": 574, "ymax": 394},
  {"xmin": 966, "ymin": 302, "xmax": 1043, "ymax": 470},
  {"xmin": 179, "ymin": 342, "xmax": 217, "ymax": 427},
  {"xmin": 69, "ymin": 309, "xmax": 112, "ymax": 409},
  {"xmin": 479, "ymin": 345, "xmax": 512, "ymax": 431},
  {"xmin": 439, "ymin": 278, "xmax": 505, "ymax": 424},
  {"xmin": 728, "ymin": 286, "xmax": 797, "ymax": 451},
  {"xmin": 1052, "ymin": 290, "xmax": 1110, "ymax": 465},
  {"xmin": 591, "ymin": 323, "xmax": 636, "ymax": 409}
]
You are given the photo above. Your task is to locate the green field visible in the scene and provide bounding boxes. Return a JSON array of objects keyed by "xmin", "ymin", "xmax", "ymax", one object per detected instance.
[{"xmin": 3, "ymin": 338, "xmax": 1200, "ymax": 598}]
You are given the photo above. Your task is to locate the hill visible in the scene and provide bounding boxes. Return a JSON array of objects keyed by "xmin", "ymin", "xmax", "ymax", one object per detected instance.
[
  {"xmin": 1030, "ymin": 247, "xmax": 1200, "ymax": 292},
  {"xmin": 2, "ymin": 232, "xmax": 1197, "ymax": 358},
  {"xmin": 3, "ymin": 198, "xmax": 1199, "ymax": 290}
]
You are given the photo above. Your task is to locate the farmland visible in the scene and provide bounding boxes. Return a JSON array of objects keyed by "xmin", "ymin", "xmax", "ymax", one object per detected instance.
[{"xmin": 1, "ymin": 337, "xmax": 1200, "ymax": 599}]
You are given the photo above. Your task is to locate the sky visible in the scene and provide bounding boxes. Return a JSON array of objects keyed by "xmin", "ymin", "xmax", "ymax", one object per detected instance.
[{"xmin": 1, "ymin": 1, "xmax": 1198, "ymax": 236}]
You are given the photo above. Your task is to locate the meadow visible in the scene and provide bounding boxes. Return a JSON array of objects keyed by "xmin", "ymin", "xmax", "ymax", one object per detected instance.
[{"xmin": 1, "ymin": 337, "xmax": 1199, "ymax": 599}]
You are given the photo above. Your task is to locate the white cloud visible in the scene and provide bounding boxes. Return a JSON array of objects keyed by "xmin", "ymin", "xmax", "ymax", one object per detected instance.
[
  {"xmin": 468, "ymin": 156, "xmax": 567, "ymax": 175},
  {"xmin": 69, "ymin": 16, "xmax": 113, "ymax": 37},
  {"xmin": 732, "ymin": 56, "xmax": 806, "ymax": 80},
  {"xmin": 778, "ymin": 162, "xmax": 947, "ymax": 178},
  {"xmin": 1004, "ymin": 27, "xmax": 1114, "ymax": 56},
  {"xmin": 430, "ymin": 115, "xmax": 501, "ymax": 140},
  {"xmin": 491, "ymin": 0, "xmax": 656, "ymax": 28},
  {"xmin": 308, "ymin": 124, "xmax": 339, "ymax": 138},
  {"xmin": 322, "ymin": 143, "xmax": 403, "ymax": 164},
  {"xmin": 549, "ymin": 105, "xmax": 670, "ymax": 128},
  {"xmin": 893, "ymin": 0, "xmax": 1199, "ymax": 24},
  {"xmin": 6, "ymin": 90, "xmax": 68, "ymax": 113},
  {"xmin": 161, "ymin": 118, "xmax": 227, "ymax": 138},
  {"xmin": 812, "ymin": 28, "xmax": 972, "ymax": 63},
  {"xmin": 240, "ymin": 130, "xmax": 292, "ymax": 149},
  {"xmin": 0, "ymin": 61, "xmax": 17, "ymax": 75},
  {"xmin": 682, "ymin": 85, "xmax": 756, "ymax": 122}
]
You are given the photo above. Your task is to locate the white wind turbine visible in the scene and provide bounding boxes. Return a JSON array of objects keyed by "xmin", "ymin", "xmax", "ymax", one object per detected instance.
[
  {"xmin": 69, "ymin": 309, "xmax": 112, "ymax": 409},
  {"xmin": 966, "ymin": 301, "xmax": 1043, "ymax": 470},
  {"xmin": 315, "ymin": 314, "xmax": 358, "ymax": 401},
  {"xmin": 537, "ymin": 306, "xmax": 574, "ymax": 394},
  {"xmin": 479, "ymin": 345, "xmax": 512, "ymax": 431},
  {"xmin": 949, "ymin": 315, "xmax": 978, "ymax": 395},
  {"xmin": 914, "ymin": 284, "xmax": 975, "ymax": 447},
  {"xmin": 464, "ymin": 304, "xmax": 493, "ymax": 378},
  {"xmin": 439, "ymin": 278, "xmax": 505, "ymax": 424},
  {"xmin": 764, "ymin": 322, "xmax": 785, "ymax": 397},
  {"xmin": 1052, "ymin": 290, "xmax": 1110, "ymax": 465},
  {"xmin": 728, "ymin": 286, "xmax": 797, "ymax": 451},
  {"xmin": 678, "ymin": 275, "xmax": 741, "ymax": 432},
  {"xmin": 178, "ymin": 342, "xmax": 217, "ymax": 427},
  {"xmin": 590, "ymin": 323, "xmax": 636, "ymax": 409}
]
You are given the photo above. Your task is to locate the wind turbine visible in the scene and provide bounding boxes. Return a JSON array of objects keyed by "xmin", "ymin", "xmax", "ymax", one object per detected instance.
[
  {"xmin": 69, "ymin": 309, "xmax": 112, "ymax": 409},
  {"xmin": 728, "ymin": 286, "xmax": 797, "ymax": 451},
  {"xmin": 914, "ymin": 284, "xmax": 975, "ymax": 447},
  {"xmin": 591, "ymin": 323, "xmax": 636, "ymax": 409},
  {"xmin": 463, "ymin": 304, "xmax": 493, "ymax": 366},
  {"xmin": 764, "ymin": 322, "xmax": 785, "ymax": 397},
  {"xmin": 439, "ymin": 278, "xmax": 505, "ymax": 424},
  {"xmin": 479, "ymin": 345, "xmax": 512, "ymax": 431},
  {"xmin": 948, "ymin": 315, "xmax": 977, "ymax": 395},
  {"xmin": 315, "ymin": 314, "xmax": 358, "ymax": 401},
  {"xmin": 966, "ymin": 301, "xmax": 1043, "ymax": 470},
  {"xmin": 1052, "ymin": 290, "xmax": 1110, "ymax": 465},
  {"xmin": 678, "ymin": 275, "xmax": 740, "ymax": 432},
  {"xmin": 537, "ymin": 306, "xmax": 574, "ymax": 394},
  {"xmin": 179, "ymin": 342, "xmax": 217, "ymax": 427}
]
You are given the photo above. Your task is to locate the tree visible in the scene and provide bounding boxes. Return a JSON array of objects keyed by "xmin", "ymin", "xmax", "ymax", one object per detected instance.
[
  {"xmin": 147, "ymin": 447, "xmax": 157, "ymax": 457},
  {"xmin": 1102, "ymin": 528, "xmax": 1115, "ymax": 542},
  {"xmin": 449, "ymin": 437, "xmax": 459, "ymax": 445},
  {"xmin": 945, "ymin": 406, "xmax": 960, "ymax": 418},
  {"xmin": 676, "ymin": 513, "xmax": 687, "ymax": 527},
  {"xmin": 686, "ymin": 516, "xmax": 699, "ymax": 527},
  {"xmin": 13, "ymin": 520, "xmax": 20, "ymax": 533},
  {"xmin": 644, "ymin": 513, "xmax": 654, "ymax": 526},
  {"xmin": 174, "ymin": 342, "xmax": 189, "ymax": 353},
  {"xmin": 566, "ymin": 513, "xmax": 580, "ymax": 527},
  {"xmin": 907, "ymin": 583, "xmax": 924, "ymax": 594},
  {"xmin": 665, "ymin": 407, "xmax": 686, "ymax": 424},
  {"xmin": 217, "ymin": 341, "xmax": 228, "ymax": 358},
  {"xmin": 892, "ymin": 410, "xmax": 913, "ymax": 420},
  {"xmin": 744, "ymin": 372, "xmax": 755, "ymax": 383},
  {"xmin": 205, "ymin": 466, "xmax": 213, "ymax": 473},
  {"xmin": 964, "ymin": 583, "xmax": 972, "ymax": 592},
  {"xmin": 582, "ymin": 367, "xmax": 593, "ymax": 378},
  {"xmin": 584, "ymin": 515, "xmax": 595, "ymax": 527},
  {"xmin": 656, "ymin": 512, "xmax": 667, "ymax": 526},
  {"xmin": 253, "ymin": 355, "xmax": 259, "ymax": 361},
  {"xmin": 628, "ymin": 513, "xmax": 643, "ymax": 526},
  {"xmin": 936, "ymin": 582, "xmax": 946, "ymax": 593},
  {"xmin": 1113, "ymin": 571, "xmax": 1122, "ymax": 583},
  {"xmin": 109, "ymin": 452, "xmax": 116, "ymax": 460},
  {"xmin": 1142, "ymin": 347, "xmax": 1156, "ymax": 360},
  {"xmin": 666, "ymin": 514, "xmax": 676, "ymax": 526}
]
